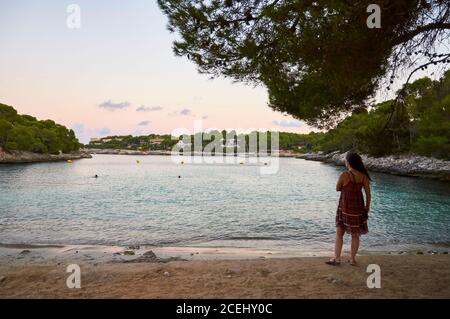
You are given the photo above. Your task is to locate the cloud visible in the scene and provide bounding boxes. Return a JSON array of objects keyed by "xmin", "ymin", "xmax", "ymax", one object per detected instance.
[
  {"xmin": 98, "ymin": 100, "xmax": 130, "ymax": 111},
  {"xmin": 136, "ymin": 105, "xmax": 162, "ymax": 112},
  {"xmin": 137, "ymin": 120, "xmax": 151, "ymax": 126},
  {"xmin": 169, "ymin": 108, "xmax": 193, "ymax": 117},
  {"xmin": 179, "ymin": 108, "xmax": 192, "ymax": 116},
  {"xmin": 272, "ymin": 120, "xmax": 303, "ymax": 128}
]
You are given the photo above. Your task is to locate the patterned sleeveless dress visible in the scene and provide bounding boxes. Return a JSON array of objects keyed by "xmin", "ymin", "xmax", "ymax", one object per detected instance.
[{"xmin": 336, "ymin": 171, "xmax": 368, "ymax": 235}]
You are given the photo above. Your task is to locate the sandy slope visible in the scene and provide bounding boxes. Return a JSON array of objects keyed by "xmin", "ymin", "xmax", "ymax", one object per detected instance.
[{"xmin": 0, "ymin": 255, "xmax": 449, "ymax": 298}]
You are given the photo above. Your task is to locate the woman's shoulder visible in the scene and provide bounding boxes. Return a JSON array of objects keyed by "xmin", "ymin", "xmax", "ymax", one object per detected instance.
[
  {"xmin": 339, "ymin": 171, "xmax": 351, "ymax": 180},
  {"xmin": 340, "ymin": 171, "xmax": 351, "ymax": 177}
]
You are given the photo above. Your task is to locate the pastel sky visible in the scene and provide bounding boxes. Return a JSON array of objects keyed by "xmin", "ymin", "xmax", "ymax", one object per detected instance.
[
  {"xmin": 0, "ymin": 1, "xmax": 444, "ymax": 143},
  {"xmin": 0, "ymin": 0, "xmax": 315, "ymax": 143}
]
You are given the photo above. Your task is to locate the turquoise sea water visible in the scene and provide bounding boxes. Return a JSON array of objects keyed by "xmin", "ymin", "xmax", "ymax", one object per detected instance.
[{"xmin": 0, "ymin": 155, "xmax": 449, "ymax": 252}]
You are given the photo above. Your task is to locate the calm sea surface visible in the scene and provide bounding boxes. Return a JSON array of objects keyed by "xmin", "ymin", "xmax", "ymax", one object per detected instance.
[{"xmin": 0, "ymin": 155, "xmax": 449, "ymax": 252}]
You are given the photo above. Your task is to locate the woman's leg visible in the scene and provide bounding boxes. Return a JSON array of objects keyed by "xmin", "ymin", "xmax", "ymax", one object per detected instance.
[
  {"xmin": 334, "ymin": 226, "xmax": 345, "ymax": 261},
  {"xmin": 350, "ymin": 233, "xmax": 360, "ymax": 263}
]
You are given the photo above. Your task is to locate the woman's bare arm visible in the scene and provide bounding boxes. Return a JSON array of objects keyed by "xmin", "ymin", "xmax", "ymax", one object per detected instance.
[
  {"xmin": 336, "ymin": 172, "xmax": 346, "ymax": 191},
  {"xmin": 363, "ymin": 177, "xmax": 371, "ymax": 212}
]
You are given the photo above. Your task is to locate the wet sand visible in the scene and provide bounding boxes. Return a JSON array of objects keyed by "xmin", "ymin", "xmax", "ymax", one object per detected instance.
[{"xmin": 0, "ymin": 245, "xmax": 449, "ymax": 298}]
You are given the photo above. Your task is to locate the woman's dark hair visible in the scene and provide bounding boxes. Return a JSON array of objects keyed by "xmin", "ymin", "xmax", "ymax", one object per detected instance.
[{"xmin": 345, "ymin": 152, "xmax": 371, "ymax": 181}]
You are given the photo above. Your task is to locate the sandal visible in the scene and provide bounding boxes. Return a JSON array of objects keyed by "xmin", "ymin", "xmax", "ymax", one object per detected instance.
[{"xmin": 325, "ymin": 258, "xmax": 341, "ymax": 266}]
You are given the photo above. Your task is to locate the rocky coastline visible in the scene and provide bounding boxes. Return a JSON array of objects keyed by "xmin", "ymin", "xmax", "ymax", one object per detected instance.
[
  {"xmin": 83, "ymin": 148, "xmax": 299, "ymax": 157},
  {"xmin": 83, "ymin": 148, "xmax": 172, "ymax": 156},
  {"xmin": 296, "ymin": 151, "xmax": 450, "ymax": 181},
  {"xmin": 0, "ymin": 148, "xmax": 92, "ymax": 164},
  {"xmin": 3, "ymin": 146, "xmax": 447, "ymax": 180}
]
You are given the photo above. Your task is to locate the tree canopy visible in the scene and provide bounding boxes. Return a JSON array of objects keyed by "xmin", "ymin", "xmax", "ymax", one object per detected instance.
[
  {"xmin": 310, "ymin": 71, "xmax": 450, "ymax": 159},
  {"xmin": 0, "ymin": 103, "xmax": 81, "ymax": 154},
  {"xmin": 158, "ymin": 0, "xmax": 450, "ymax": 127}
]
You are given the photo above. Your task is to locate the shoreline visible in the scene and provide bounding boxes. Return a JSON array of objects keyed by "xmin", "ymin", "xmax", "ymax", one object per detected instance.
[
  {"xmin": 0, "ymin": 149, "xmax": 92, "ymax": 164},
  {"xmin": 83, "ymin": 148, "xmax": 299, "ymax": 157},
  {"xmin": 85, "ymin": 149, "xmax": 449, "ymax": 180},
  {"xmin": 2, "ymin": 148, "xmax": 447, "ymax": 182},
  {"xmin": 0, "ymin": 245, "xmax": 448, "ymax": 298},
  {"xmin": 84, "ymin": 148, "xmax": 172, "ymax": 156},
  {"xmin": 296, "ymin": 151, "xmax": 450, "ymax": 181},
  {"xmin": 0, "ymin": 242, "xmax": 448, "ymax": 261}
]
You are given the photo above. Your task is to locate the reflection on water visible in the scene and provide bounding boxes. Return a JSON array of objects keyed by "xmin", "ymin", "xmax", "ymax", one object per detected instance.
[{"xmin": 0, "ymin": 155, "xmax": 449, "ymax": 252}]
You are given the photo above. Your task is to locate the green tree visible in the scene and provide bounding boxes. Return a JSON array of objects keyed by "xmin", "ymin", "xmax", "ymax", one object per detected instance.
[
  {"xmin": 159, "ymin": 0, "xmax": 450, "ymax": 127},
  {"xmin": 6, "ymin": 125, "xmax": 34, "ymax": 151},
  {"xmin": 0, "ymin": 118, "xmax": 13, "ymax": 147},
  {"xmin": 306, "ymin": 73, "xmax": 450, "ymax": 158},
  {"xmin": 0, "ymin": 104, "xmax": 18, "ymax": 120},
  {"xmin": 0, "ymin": 103, "xmax": 81, "ymax": 154}
]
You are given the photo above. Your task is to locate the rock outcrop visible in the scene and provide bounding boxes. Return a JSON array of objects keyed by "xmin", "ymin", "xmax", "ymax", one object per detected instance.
[
  {"xmin": 297, "ymin": 151, "xmax": 450, "ymax": 181},
  {"xmin": 0, "ymin": 148, "xmax": 92, "ymax": 164}
]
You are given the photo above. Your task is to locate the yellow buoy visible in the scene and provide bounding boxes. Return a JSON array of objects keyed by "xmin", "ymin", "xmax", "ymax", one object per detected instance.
[
  {"xmin": 67, "ymin": 160, "xmax": 72, "ymax": 163},
  {"xmin": 136, "ymin": 160, "xmax": 140, "ymax": 164}
]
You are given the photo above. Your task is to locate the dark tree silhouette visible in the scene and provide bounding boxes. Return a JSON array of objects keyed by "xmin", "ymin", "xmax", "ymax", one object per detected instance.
[{"xmin": 158, "ymin": 0, "xmax": 450, "ymax": 127}]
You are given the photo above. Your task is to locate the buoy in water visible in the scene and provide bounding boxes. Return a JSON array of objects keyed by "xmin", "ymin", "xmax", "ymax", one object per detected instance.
[
  {"xmin": 181, "ymin": 161, "xmax": 184, "ymax": 164},
  {"xmin": 136, "ymin": 160, "xmax": 140, "ymax": 164},
  {"xmin": 67, "ymin": 160, "xmax": 73, "ymax": 163}
]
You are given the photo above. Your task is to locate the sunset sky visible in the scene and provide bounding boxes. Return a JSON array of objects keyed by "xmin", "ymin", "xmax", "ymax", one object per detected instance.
[
  {"xmin": 0, "ymin": 0, "xmax": 308, "ymax": 143},
  {"xmin": 0, "ymin": 0, "xmax": 439, "ymax": 143}
]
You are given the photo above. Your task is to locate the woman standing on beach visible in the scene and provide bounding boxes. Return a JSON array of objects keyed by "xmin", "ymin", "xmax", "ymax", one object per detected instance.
[{"xmin": 326, "ymin": 152, "xmax": 371, "ymax": 266}]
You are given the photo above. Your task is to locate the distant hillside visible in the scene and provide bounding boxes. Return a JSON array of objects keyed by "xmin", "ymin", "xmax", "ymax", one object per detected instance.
[
  {"xmin": 86, "ymin": 131, "xmax": 325, "ymax": 153},
  {"xmin": 86, "ymin": 134, "xmax": 177, "ymax": 151},
  {"xmin": 0, "ymin": 103, "xmax": 81, "ymax": 154}
]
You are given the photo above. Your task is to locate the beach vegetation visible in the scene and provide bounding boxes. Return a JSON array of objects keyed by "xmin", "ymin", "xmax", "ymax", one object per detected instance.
[
  {"xmin": 310, "ymin": 73, "xmax": 450, "ymax": 159},
  {"xmin": 0, "ymin": 103, "xmax": 80, "ymax": 154}
]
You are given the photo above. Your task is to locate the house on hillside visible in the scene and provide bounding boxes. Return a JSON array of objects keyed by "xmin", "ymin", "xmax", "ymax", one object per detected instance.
[{"xmin": 149, "ymin": 138, "xmax": 165, "ymax": 145}]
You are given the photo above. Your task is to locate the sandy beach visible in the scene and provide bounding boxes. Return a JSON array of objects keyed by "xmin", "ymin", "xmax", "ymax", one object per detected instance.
[{"xmin": 0, "ymin": 245, "xmax": 449, "ymax": 298}]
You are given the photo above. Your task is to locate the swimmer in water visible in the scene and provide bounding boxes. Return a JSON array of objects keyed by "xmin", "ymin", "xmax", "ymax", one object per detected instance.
[{"xmin": 94, "ymin": 174, "xmax": 98, "ymax": 178}]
